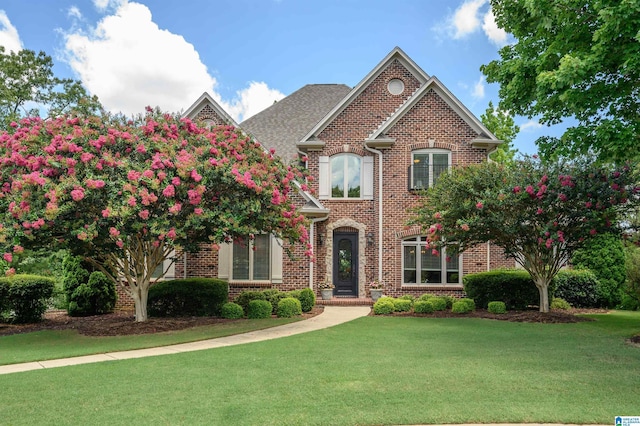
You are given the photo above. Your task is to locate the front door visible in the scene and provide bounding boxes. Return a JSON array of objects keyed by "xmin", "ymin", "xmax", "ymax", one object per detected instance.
[{"xmin": 333, "ymin": 232, "xmax": 358, "ymax": 296}]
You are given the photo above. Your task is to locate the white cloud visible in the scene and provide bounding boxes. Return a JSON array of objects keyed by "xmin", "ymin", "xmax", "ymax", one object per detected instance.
[
  {"xmin": 472, "ymin": 75, "xmax": 485, "ymax": 99},
  {"xmin": 68, "ymin": 6, "xmax": 83, "ymax": 20},
  {"xmin": 0, "ymin": 10, "xmax": 22, "ymax": 53},
  {"xmin": 451, "ymin": 0, "xmax": 486, "ymax": 39},
  {"xmin": 62, "ymin": 2, "xmax": 281, "ymax": 121},
  {"xmin": 92, "ymin": 0, "xmax": 125, "ymax": 12},
  {"xmin": 521, "ymin": 120, "xmax": 543, "ymax": 131},
  {"xmin": 482, "ymin": 8, "xmax": 508, "ymax": 46}
]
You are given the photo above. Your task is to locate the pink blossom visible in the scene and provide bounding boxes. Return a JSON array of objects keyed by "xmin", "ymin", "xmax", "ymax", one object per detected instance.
[
  {"xmin": 171, "ymin": 177, "xmax": 181, "ymax": 186},
  {"xmin": 167, "ymin": 228, "xmax": 177, "ymax": 239},
  {"xmin": 71, "ymin": 187, "xmax": 85, "ymax": 201},
  {"xmin": 127, "ymin": 170, "xmax": 142, "ymax": 181},
  {"xmin": 537, "ymin": 207, "xmax": 543, "ymax": 215},
  {"xmin": 77, "ymin": 232, "xmax": 88, "ymax": 241},
  {"xmin": 142, "ymin": 169, "xmax": 154, "ymax": 179},
  {"xmin": 190, "ymin": 169, "xmax": 202, "ymax": 182},
  {"xmin": 127, "ymin": 196, "xmax": 137, "ymax": 207},
  {"xmin": 525, "ymin": 185, "xmax": 535, "ymax": 196},
  {"xmin": 136, "ymin": 144, "xmax": 147, "ymax": 154},
  {"xmin": 557, "ymin": 231, "xmax": 565, "ymax": 243},
  {"xmin": 80, "ymin": 152, "xmax": 94, "ymax": 163},
  {"xmin": 590, "ymin": 229, "xmax": 597, "ymax": 235},
  {"xmin": 116, "ymin": 240, "xmax": 124, "ymax": 248},
  {"xmin": 109, "ymin": 227, "xmax": 120, "ymax": 237},
  {"xmin": 86, "ymin": 179, "xmax": 106, "ymax": 189},
  {"xmin": 5, "ymin": 268, "xmax": 16, "ymax": 276},
  {"xmin": 188, "ymin": 189, "xmax": 202, "ymax": 205},
  {"xmin": 162, "ymin": 185, "xmax": 175, "ymax": 197},
  {"xmin": 558, "ymin": 193, "xmax": 567, "ymax": 202},
  {"xmin": 194, "ymin": 208, "xmax": 204, "ymax": 215},
  {"xmin": 433, "ymin": 212, "xmax": 442, "ymax": 220},
  {"xmin": 431, "ymin": 249, "xmax": 439, "ymax": 256},
  {"xmin": 611, "ymin": 183, "xmax": 620, "ymax": 191},
  {"xmin": 139, "ymin": 210, "xmax": 150, "ymax": 220},
  {"xmin": 476, "ymin": 202, "xmax": 483, "ymax": 209},
  {"xmin": 169, "ymin": 203, "xmax": 182, "ymax": 214},
  {"xmin": 13, "ymin": 245, "xmax": 24, "ymax": 254},
  {"xmin": 545, "ymin": 238, "xmax": 553, "ymax": 249},
  {"xmin": 460, "ymin": 224, "xmax": 470, "ymax": 231},
  {"xmin": 585, "ymin": 201, "xmax": 593, "ymax": 208},
  {"xmin": 102, "ymin": 209, "xmax": 111, "ymax": 218},
  {"xmin": 3, "ymin": 253, "xmax": 12, "ymax": 263}
]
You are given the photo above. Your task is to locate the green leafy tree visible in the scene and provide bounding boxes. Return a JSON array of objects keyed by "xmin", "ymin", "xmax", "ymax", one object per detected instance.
[
  {"xmin": 481, "ymin": 1, "xmax": 640, "ymax": 162},
  {"xmin": 0, "ymin": 110, "xmax": 310, "ymax": 322},
  {"xmin": 0, "ymin": 47, "xmax": 101, "ymax": 128},
  {"xmin": 412, "ymin": 156, "xmax": 638, "ymax": 312},
  {"xmin": 571, "ymin": 233, "xmax": 626, "ymax": 307},
  {"xmin": 481, "ymin": 101, "xmax": 519, "ymax": 164}
]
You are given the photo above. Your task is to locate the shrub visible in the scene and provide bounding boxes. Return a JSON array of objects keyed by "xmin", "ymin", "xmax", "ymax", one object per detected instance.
[
  {"xmin": 61, "ymin": 254, "xmax": 90, "ymax": 311},
  {"xmin": 221, "ymin": 302, "xmax": 244, "ymax": 319},
  {"xmin": 414, "ymin": 300, "xmax": 435, "ymax": 314},
  {"xmin": 67, "ymin": 271, "xmax": 117, "ymax": 317},
  {"xmin": 459, "ymin": 298, "xmax": 476, "ymax": 311},
  {"xmin": 619, "ymin": 294, "xmax": 640, "ymax": 311},
  {"xmin": 247, "ymin": 299, "xmax": 273, "ymax": 319},
  {"xmin": 393, "ymin": 298, "xmax": 412, "ymax": 312},
  {"xmin": 263, "ymin": 289, "xmax": 288, "ymax": 314},
  {"xmin": 373, "ymin": 298, "xmax": 395, "ymax": 315},
  {"xmin": 0, "ymin": 275, "xmax": 55, "ymax": 323},
  {"xmin": 622, "ymin": 245, "xmax": 640, "ymax": 310},
  {"xmin": 277, "ymin": 297, "xmax": 302, "ymax": 318},
  {"xmin": 487, "ymin": 301, "xmax": 507, "ymax": 314},
  {"xmin": 429, "ymin": 297, "xmax": 447, "ymax": 311},
  {"xmin": 418, "ymin": 293, "xmax": 436, "ymax": 301},
  {"xmin": 295, "ymin": 288, "xmax": 316, "ymax": 313},
  {"xmin": 451, "ymin": 300, "xmax": 473, "ymax": 314},
  {"xmin": 398, "ymin": 295, "xmax": 415, "ymax": 303},
  {"xmin": 235, "ymin": 291, "xmax": 267, "ymax": 314},
  {"xmin": 572, "ymin": 233, "xmax": 626, "ymax": 307},
  {"xmin": 442, "ymin": 295, "xmax": 455, "ymax": 309},
  {"xmin": 148, "ymin": 278, "xmax": 228, "ymax": 317},
  {"xmin": 463, "ymin": 269, "xmax": 540, "ymax": 310},
  {"xmin": 550, "ymin": 297, "xmax": 571, "ymax": 310},
  {"xmin": 553, "ymin": 269, "xmax": 599, "ymax": 308}
]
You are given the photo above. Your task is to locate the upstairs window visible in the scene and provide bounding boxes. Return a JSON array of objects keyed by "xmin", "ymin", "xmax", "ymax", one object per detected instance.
[
  {"xmin": 409, "ymin": 150, "xmax": 450, "ymax": 190},
  {"xmin": 402, "ymin": 237, "xmax": 461, "ymax": 285},
  {"xmin": 319, "ymin": 154, "xmax": 374, "ymax": 200}
]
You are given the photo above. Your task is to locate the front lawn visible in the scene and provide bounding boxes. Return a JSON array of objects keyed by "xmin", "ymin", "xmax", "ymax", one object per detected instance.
[{"xmin": 1, "ymin": 311, "xmax": 639, "ymax": 425}]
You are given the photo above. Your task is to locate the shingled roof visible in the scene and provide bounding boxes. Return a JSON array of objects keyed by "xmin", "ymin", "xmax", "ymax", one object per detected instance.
[{"xmin": 240, "ymin": 84, "xmax": 351, "ymax": 161}]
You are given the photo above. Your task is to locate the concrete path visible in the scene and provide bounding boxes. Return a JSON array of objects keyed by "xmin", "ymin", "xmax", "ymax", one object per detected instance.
[{"xmin": 0, "ymin": 306, "xmax": 371, "ymax": 375}]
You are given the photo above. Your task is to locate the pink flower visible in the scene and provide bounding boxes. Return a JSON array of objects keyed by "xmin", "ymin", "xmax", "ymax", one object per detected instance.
[
  {"xmin": 460, "ymin": 224, "xmax": 470, "ymax": 231},
  {"xmin": 139, "ymin": 210, "xmax": 150, "ymax": 220},
  {"xmin": 536, "ymin": 207, "xmax": 543, "ymax": 214},
  {"xmin": 194, "ymin": 208, "xmax": 203, "ymax": 215},
  {"xmin": 431, "ymin": 249, "xmax": 439, "ymax": 256},
  {"xmin": 558, "ymin": 193, "xmax": 567, "ymax": 202},
  {"xmin": 171, "ymin": 176, "xmax": 181, "ymax": 186},
  {"xmin": 116, "ymin": 240, "xmax": 124, "ymax": 248},
  {"xmin": 136, "ymin": 144, "xmax": 147, "ymax": 154},
  {"xmin": 3, "ymin": 253, "xmax": 13, "ymax": 263},
  {"xmin": 71, "ymin": 187, "xmax": 85, "ymax": 201},
  {"xmin": 433, "ymin": 212, "xmax": 442, "ymax": 220},
  {"xmin": 513, "ymin": 186, "xmax": 521, "ymax": 193},
  {"xmin": 167, "ymin": 228, "xmax": 177, "ymax": 239},
  {"xmin": 102, "ymin": 209, "xmax": 111, "ymax": 218},
  {"xmin": 585, "ymin": 201, "xmax": 593, "ymax": 208},
  {"xmin": 525, "ymin": 185, "xmax": 535, "ymax": 196},
  {"xmin": 545, "ymin": 238, "xmax": 553, "ymax": 249},
  {"xmin": 162, "ymin": 185, "xmax": 175, "ymax": 197},
  {"xmin": 190, "ymin": 169, "xmax": 202, "ymax": 182},
  {"xmin": 80, "ymin": 152, "xmax": 94, "ymax": 163},
  {"xmin": 476, "ymin": 202, "xmax": 483, "ymax": 209},
  {"xmin": 169, "ymin": 203, "xmax": 182, "ymax": 214},
  {"xmin": 13, "ymin": 245, "xmax": 24, "ymax": 254},
  {"xmin": 108, "ymin": 227, "xmax": 120, "ymax": 238},
  {"xmin": 142, "ymin": 169, "xmax": 154, "ymax": 179},
  {"xmin": 590, "ymin": 229, "xmax": 597, "ymax": 236},
  {"xmin": 77, "ymin": 232, "xmax": 88, "ymax": 241},
  {"xmin": 5, "ymin": 268, "xmax": 16, "ymax": 276},
  {"xmin": 127, "ymin": 170, "xmax": 142, "ymax": 181},
  {"xmin": 127, "ymin": 196, "xmax": 137, "ymax": 207},
  {"xmin": 86, "ymin": 179, "xmax": 105, "ymax": 189}
]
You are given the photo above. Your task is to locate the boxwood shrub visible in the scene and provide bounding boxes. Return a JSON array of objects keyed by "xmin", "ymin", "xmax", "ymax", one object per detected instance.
[
  {"xmin": 235, "ymin": 291, "xmax": 267, "ymax": 314},
  {"xmin": 0, "ymin": 274, "xmax": 55, "ymax": 323},
  {"xmin": 262, "ymin": 289, "xmax": 288, "ymax": 314},
  {"xmin": 277, "ymin": 297, "xmax": 302, "ymax": 318},
  {"xmin": 247, "ymin": 299, "xmax": 273, "ymax": 319},
  {"xmin": 414, "ymin": 300, "xmax": 435, "ymax": 314},
  {"xmin": 296, "ymin": 288, "xmax": 316, "ymax": 312},
  {"xmin": 221, "ymin": 302, "xmax": 244, "ymax": 319},
  {"xmin": 429, "ymin": 297, "xmax": 447, "ymax": 311},
  {"xmin": 553, "ymin": 269, "xmax": 599, "ymax": 308},
  {"xmin": 550, "ymin": 297, "xmax": 571, "ymax": 310},
  {"xmin": 148, "ymin": 278, "xmax": 228, "ymax": 317},
  {"xmin": 451, "ymin": 300, "xmax": 473, "ymax": 314},
  {"xmin": 67, "ymin": 271, "xmax": 117, "ymax": 317},
  {"xmin": 373, "ymin": 297, "xmax": 395, "ymax": 315},
  {"xmin": 463, "ymin": 269, "xmax": 541, "ymax": 310},
  {"xmin": 393, "ymin": 298, "xmax": 412, "ymax": 312},
  {"xmin": 487, "ymin": 301, "xmax": 507, "ymax": 314}
]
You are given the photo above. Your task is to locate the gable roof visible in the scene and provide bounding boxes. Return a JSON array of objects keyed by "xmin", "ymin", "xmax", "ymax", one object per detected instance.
[
  {"xmin": 297, "ymin": 46, "xmax": 430, "ymax": 148},
  {"xmin": 181, "ymin": 92, "xmax": 239, "ymax": 127},
  {"xmin": 240, "ymin": 84, "xmax": 351, "ymax": 161},
  {"xmin": 366, "ymin": 76, "xmax": 501, "ymax": 148}
]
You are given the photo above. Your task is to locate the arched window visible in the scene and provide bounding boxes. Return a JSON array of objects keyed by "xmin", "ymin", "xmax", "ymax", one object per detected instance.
[
  {"xmin": 318, "ymin": 154, "xmax": 373, "ymax": 200},
  {"xmin": 402, "ymin": 237, "xmax": 461, "ymax": 285},
  {"xmin": 409, "ymin": 149, "xmax": 451, "ymax": 190}
]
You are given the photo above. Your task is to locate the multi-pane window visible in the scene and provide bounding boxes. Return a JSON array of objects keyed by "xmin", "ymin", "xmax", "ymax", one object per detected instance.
[
  {"xmin": 402, "ymin": 237, "xmax": 460, "ymax": 285},
  {"xmin": 410, "ymin": 150, "xmax": 450, "ymax": 190},
  {"xmin": 330, "ymin": 154, "xmax": 362, "ymax": 198},
  {"xmin": 232, "ymin": 234, "xmax": 270, "ymax": 281}
]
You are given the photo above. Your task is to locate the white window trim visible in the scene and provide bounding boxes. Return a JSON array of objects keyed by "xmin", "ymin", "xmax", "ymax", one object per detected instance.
[
  {"xmin": 319, "ymin": 154, "xmax": 373, "ymax": 200},
  {"xmin": 401, "ymin": 237, "xmax": 462, "ymax": 286},
  {"xmin": 218, "ymin": 235, "xmax": 282, "ymax": 283},
  {"xmin": 410, "ymin": 149, "xmax": 451, "ymax": 190}
]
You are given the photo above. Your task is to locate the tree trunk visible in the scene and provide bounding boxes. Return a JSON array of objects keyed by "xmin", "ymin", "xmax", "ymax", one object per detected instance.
[
  {"xmin": 533, "ymin": 277, "xmax": 550, "ymax": 313},
  {"xmin": 130, "ymin": 282, "xmax": 150, "ymax": 322}
]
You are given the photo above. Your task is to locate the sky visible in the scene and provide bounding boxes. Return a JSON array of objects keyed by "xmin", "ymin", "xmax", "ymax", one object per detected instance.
[{"xmin": 0, "ymin": 0, "xmax": 562, "ymax": 155}]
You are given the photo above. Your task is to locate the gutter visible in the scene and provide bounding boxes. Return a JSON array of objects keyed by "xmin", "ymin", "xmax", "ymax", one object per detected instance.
[{"xmin": 363, "ymin": 141, "xmax": 383, "ymax": 283}]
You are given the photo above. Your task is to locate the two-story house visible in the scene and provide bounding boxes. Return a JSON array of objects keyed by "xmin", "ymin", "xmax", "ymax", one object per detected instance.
[{"xmin": 162, "ymin": 46, "xmax": 514, "ymax": 304}]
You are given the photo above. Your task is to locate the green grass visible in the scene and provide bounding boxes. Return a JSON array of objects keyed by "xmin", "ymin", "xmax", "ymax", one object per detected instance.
[
  {"xmin": 0, "ymin": 317, "xmax": 301, "ymax": 365},
  {"xmin": 1, "ymin": 311, "xmax": 639, "ymax": 425}
]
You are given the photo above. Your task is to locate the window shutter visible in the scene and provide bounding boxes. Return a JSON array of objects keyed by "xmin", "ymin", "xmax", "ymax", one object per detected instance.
[
  {"xmin": 218, "ymin": 242, "xmax": 231, "ymax": 280},
  {"xmin": 318, "ymin": 156, "xmax": 330, "ymax": 199},
  {"xmin": 270, "ymin": 236, "xmax": 283, "ymax": 283},
  {"xmin": 165, "ymin": 249, "xmax": 176, "ymax": 279},
  {"xmin": 362, "ymin": 156, "xmax": 374, "ymax": 199}
]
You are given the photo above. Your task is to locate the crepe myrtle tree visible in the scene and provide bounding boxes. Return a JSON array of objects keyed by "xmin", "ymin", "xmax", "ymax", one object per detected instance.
[
  {"xmin": 411, "ymin": 156, "xmax": 639, "ymax": 312},
  {"xmin": 0, "ymin": 108, "xmax": 312, "ymax": 321}
]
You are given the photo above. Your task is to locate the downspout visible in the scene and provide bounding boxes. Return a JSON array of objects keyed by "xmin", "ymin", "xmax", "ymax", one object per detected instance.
[{"xmin": 364, "ymin": 142, "xmax": 383, "ymax": 283}]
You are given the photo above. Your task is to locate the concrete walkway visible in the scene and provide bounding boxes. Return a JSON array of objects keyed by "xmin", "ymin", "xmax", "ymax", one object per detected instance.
[{"xmin": 0, "ymin": 306, "xmax": 371, "ymax": 375}]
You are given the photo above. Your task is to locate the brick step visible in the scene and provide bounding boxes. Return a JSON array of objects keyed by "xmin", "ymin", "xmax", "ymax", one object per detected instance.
[{"xmin": 316, "ymin": 298, "xmax": 375, "ymax": 306}]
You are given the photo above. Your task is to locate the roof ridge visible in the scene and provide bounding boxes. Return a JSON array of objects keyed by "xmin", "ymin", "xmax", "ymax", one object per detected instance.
[{"xmin": 367, "ymin": 84, "xmax": 423, "ymax": 139}]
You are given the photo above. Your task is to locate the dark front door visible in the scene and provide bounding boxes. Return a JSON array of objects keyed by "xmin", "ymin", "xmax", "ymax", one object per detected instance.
[{"xmin": 333, "ymin": 232, "xmax": 358, "ymax": 296}]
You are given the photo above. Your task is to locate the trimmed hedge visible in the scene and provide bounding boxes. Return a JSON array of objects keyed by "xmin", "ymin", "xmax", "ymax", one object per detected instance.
[
  {"xmin": 429, "ymin": 297, "xmax": 448, "ymax": 311},
  {"xmin": 553, "ymin": 269, "xmax": 599, "ymax": 308},
  {"xmin": 235, "ymin": 291, "xmax": 267, "ymax": 314},
  {"xmin": 487, "ymin": 301, "xmax": 507, "ymax": 314},
  {"xmin": 277, "ymin": 297, "xmax": 302, "ymax": 318},
  {"xmin": 451, "ymin": 300, "xmax": 473, "ymax": 314},
  {"xmin": 373, "ymin": 297, "xmax": 395, "ymax": 315},
  {"xmin": 68, "ymin": 271, "xmax": 117, "ymax": 317},
  {"xmin": 148, "ymin": 278, "xmax": 228, "ymax": 317},
  {"xmin": 296, "ymin": 288, "xmax": 316, "ymax": 313},
  {"xmin": 0, "ymin": 274, "xmax": 55, "ymax": 323},
  {"xmin": 393, "ymin": 298, "xmax": 412, "ymax": 312},
  {"xmin": 221, "ymin": 302, "xmax": 244, "ymax": 319},
  {"xmin": 262, "ymin": 289, "xmax": 288, "ymax": 314},
  {"xmin": 463, "ymin": 269, "xmax": 541, "ymax": 310},
  {"xmin": 551, "ymin": 297, "xmax": 571, "ymax": 310},
  {"xmin": 414, "ymin": 300, "xmax": 435, "ymax": 314},
  {"xmin": 247, "ymin": 299, "xmax": 273, "ymax": 319}
]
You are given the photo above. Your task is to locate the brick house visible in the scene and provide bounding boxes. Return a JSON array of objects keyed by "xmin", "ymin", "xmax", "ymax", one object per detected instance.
[{"xmin": 134, "ymin": 46, "xmax": 514, "ymax": 306}]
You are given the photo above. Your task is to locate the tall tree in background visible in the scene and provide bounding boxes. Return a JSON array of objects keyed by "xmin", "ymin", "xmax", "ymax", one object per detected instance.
[
  {"xmin": 481, "ymin": 1, "xmax": 640, "ymax": 162},
  {"xmin": 481, "ymin": 101, "xmax": 519, "ymax": 164},
  {"xmin": 0, "ymin": 47, "xmax": 101, "ymax": 128}
]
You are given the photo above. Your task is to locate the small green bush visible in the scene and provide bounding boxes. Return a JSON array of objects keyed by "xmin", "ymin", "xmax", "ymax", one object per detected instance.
[
  {"xmin": 0, "ymin": 275, "xmax": 55, "ymax": 323},
  {"xmin": 459, "ymin": 298, "xmax": 476, "ymax": 311},
  {"xmin": 429, "ymin": 297, "xmax": 447, "ymax": 311},
  {"xmin": 442, "ymin": 295, "xmax": 455, "ymax": 309},
  {"xmin": 487, "ymin": 301, "xmax": 507, "ymax": 314},
  {"xmin": 451, "ymin": 300, "xmax": 472, "ymax": 314},
  {"xmin": 553, "ymin": 269, "xmax": 599, "ymax": 308},
  {"xmin": 148, "ymin": 278, "xmax": 228, "ymax": 317},
  {"xmin": 247, "ymin": 299, "xmax": 273, "ymax": 319},
  {"xmin": 67, "ymin": 271, "xmax": 117, "ymax": 317},
  {"xmin": 221, "ymin": 302, "xmax": 244, "ymax": 319},
  {"xmin": 235, "ymin": 291, "xmax": 267, "ymax": 313},
  {"xmin": 293, "ymin": 288, "xmax": 316, "ymax": 313},
  {"xmin": 393, "ymin": 298, "xmax": 412, "ymax": 312},
  {"xmin": 619, "ymin": 294, "xmax": 640, "ymax": 311},
  {"xmin": 398, "ymin": 295, "xmax": 415, "ymax": 303},
  {"xmin": 263, "ymin": 289, "xmax": 288, "ymax": 314},
  {"xmin": 414, "ymin": 300, "xmax": 435, "ymax": 314},
  {"xmin": 277, "ymin": 297, "xmax": 302, "ymax": 318},
  {"xmin": 464, "ymin": 269, "xmax": 541, "ymax": 310},
  {"xmin": 418, "ymin": 293, "xmax": 436, "ymax": 301},
  {"xmin": 373, "ymin": 298, "xmax": 395, "ymax": 315},
  {"xmin": 550, "ymin": 297, "xmax": 571, "ymax": 310}
]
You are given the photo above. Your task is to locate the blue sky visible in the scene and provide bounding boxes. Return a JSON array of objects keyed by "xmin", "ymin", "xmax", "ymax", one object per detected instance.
[{"xmin": 0, "ymin": 0, "xmax": 560, "ymax": 154}]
